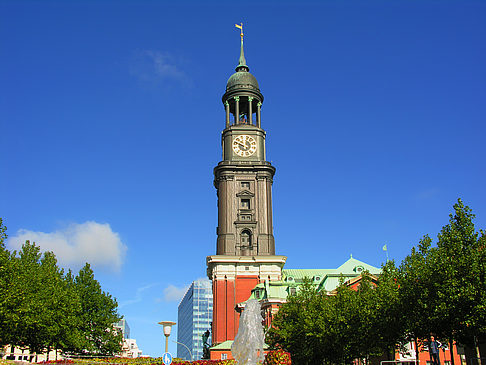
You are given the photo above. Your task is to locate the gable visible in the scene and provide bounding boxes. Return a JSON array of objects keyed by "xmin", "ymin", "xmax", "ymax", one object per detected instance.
[{"xmin": 236, "ymin": 190, "xmax": 254, "ymax": 197}]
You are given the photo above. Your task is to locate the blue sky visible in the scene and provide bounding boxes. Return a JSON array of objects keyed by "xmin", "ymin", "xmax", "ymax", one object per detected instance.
[{"xmin": 1, "ymin": 0, "xmax": 485, "ymax": 358}]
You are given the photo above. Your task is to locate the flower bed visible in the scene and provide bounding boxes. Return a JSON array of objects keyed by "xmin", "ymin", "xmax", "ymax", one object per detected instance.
[{"xmin": 36, "ymin": 350, "xmax": 290, "ymax": 365}]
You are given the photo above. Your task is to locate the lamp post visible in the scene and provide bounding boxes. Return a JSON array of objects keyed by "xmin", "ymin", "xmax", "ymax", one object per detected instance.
[
  {"xmin": 158, "ymin": 321, "xmax": 176, "ymax": 354},
  {"xmin": 172, "ymin": 340, "xmax": 193, "ymax": 361}
]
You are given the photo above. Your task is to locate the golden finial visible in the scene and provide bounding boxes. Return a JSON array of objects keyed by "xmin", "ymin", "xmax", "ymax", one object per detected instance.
[
  {"xmin": 235, "ymin": 22, "xmax": 247, "ymax": 68},
  {"xmin": 235, "ymin": 23, "xmax": 243, "ymax": 39}
]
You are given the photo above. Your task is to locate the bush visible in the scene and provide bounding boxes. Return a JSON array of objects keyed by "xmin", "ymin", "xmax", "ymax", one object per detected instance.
[{"xmin": 263, "ymin": 349, "xmax": 291, "ymax": 365}]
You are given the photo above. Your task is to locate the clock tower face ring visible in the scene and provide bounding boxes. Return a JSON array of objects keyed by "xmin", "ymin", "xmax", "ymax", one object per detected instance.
[{"xmin": 232, "ymin": 135, "xmax": 257, "ymax": 157}]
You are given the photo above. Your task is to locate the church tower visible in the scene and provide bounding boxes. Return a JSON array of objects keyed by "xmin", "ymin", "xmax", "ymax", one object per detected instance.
[{"xmin": 207, "ymin": 26, "xmax": 287, "ymax": 353}]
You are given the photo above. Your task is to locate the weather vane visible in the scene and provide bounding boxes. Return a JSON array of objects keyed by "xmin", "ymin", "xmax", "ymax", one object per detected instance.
[{"xmin": 235, "ymin": 22, "xmax": 243, "ymax": 40}]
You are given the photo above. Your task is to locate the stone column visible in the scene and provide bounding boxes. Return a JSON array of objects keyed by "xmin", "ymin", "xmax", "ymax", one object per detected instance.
[
  {"xmin": 248, "ymin": 96, "xmax": 253, "ymax": 125},
  {"xmin": 225, "ymin": 101, "xmax": 230, "ymax": 128},
  {"xmin": 257, "ymin": 102, "xmax": 262, "ymax": 128},
  {"xmin": 234, "ymin": 96, "xmax": 240, "ymax": 124}
]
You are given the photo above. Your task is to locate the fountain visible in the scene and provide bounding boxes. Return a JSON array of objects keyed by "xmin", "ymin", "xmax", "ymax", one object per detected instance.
[{"xmin": 231, "ymin": 299, "xmax": 265, "ymax": 365}]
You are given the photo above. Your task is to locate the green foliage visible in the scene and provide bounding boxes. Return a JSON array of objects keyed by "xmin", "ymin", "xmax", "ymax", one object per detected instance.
[
  {"xmin": 0, "ymin": 221, "xmax": 122, "ymax": 357},
  {"xmin": 268, "ymin": 199, "xmax": 485, "ymax": 365},
  {"xmin": 75, "ymin": 263, "xmax": 122, "ymax": 355},
  {"xmin": 266, "ymin": 279, "xmax": 322, "ymax": 365},
  {"xmin": 398, "ymin": 235, "xmax": 435, "ymax": 346},
  {"xmin": 0, "ymin": 218, "xmax": 16, "ymax": 347},
  {"xmin": 433, "ymin": 199, "xmax": 486, "ymax": 346},
  {"xmin": 267, "ymin": 273, "xmax": 403, "ymax": 365},
  {"xmin": 263, "ymin": 349, "xmax": 291, "ymax": 365}
]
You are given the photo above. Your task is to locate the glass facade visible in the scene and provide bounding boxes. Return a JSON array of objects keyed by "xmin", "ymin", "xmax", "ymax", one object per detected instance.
[
  {"xmin": 115, "ymin": 318, "xmax": 130, "ymax": 339},
  {"xmin": 177, "ymin": 279, "xmax": 213, "ymax": 361}
]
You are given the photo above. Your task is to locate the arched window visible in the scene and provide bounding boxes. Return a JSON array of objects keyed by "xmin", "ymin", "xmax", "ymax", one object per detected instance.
[{"xmin": 241, "ymin": 230, "xmax": 252, "ymax": 248}]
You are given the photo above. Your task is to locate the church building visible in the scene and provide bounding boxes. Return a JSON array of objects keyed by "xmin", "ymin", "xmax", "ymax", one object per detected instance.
[
  {"xmin": 205, "ymin": 27, "xmax": 381, "ymax": 361},
  {"xmin": 206, "ymin": 26, "xmax": 287, "ymax": 360}
]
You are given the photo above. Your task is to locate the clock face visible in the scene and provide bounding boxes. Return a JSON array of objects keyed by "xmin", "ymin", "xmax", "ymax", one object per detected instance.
[{"xmin": 232, "ymin": 135, "xmax": 257, "ymax": 157}]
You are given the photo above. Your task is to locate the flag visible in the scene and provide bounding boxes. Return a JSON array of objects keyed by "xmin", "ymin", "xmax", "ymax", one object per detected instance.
[
  {"xmin": 235, "ymin": 23, "xmax": 242, "ymax": 30},
  {"xmin": 382, "ymin": 244, "xmax": 387, "ymax": 251}
]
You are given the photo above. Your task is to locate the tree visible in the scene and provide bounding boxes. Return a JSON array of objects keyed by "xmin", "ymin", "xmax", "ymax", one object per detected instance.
[
  {"xmin": 267, "ymin": 279, "xmax": 328, "ymax": 365},
  {"xmin": 0, "ymin": 222, "xmax": 122, "ymax": 358},
  {"xmin": 267, "ymin": 273, "xmax": 402, "ymax": 365},
  {"xmin": 395, "ymin": 199, "xmax": 486, "ymax": 364},
  {"xmin": 75, "ymin": 263, "xmax": 122, "ymax": 355},
  {"xmin": 365, "ymin": 261, "xmax": 407, "ymax": 360},
  {"xmin": 398, "ymin": 235, "xmax": 436, "ymax": 362},
  {"xmin": 56, "ymin": 269, "xmax": 84, "ymax": 355},
  {"xmin": 429, "ymin": 199, "xmax": 486, "ymax": 362},
  {"xmin": 12, "ymin": 241, "xmax": 51, "ymax": 356},
  {"xmin": 0, "ymin": 218, "xmax": 16, "ymax": 348},
  {"xmin": 36, "ymin": 251, "xmax": 80, "ymax": 360},
  {"xmin": 323, "ymin": 271, "xmax": 404, "ymax": 363}
]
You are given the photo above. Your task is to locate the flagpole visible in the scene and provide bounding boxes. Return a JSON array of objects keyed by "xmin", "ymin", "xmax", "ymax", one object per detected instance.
[{"xmin": 383, "ymin": 244, "xmax": 389, "ymax": 262}]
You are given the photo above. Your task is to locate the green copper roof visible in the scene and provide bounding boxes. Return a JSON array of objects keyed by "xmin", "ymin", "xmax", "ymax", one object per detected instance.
[
  {"xmin": 243, "ymin": 256, "xmax": 382, "ymax": 304},
  {"xmin": 238, "ymin": 35, "xmax": 247, "ymax": 68},
  {"xmin": 335, "ymin": 256, "xmax": 381, "ymax": 274},
  {"xmin": 224, "ymin": 27, "xmax": 260, "ymax": 93},
  {"xmin": 210, "ymin": 340, "xmax": 269, "ymax": 351},
  {"xmin": 211, "ymin": 340, "xmax": 234, "ymax": 350},
  {"xmin": 283, "ymin": 257, "xmax": 381, "ymax": 292},
  {"xmin": 226, "ymin": 71, "xmax": 259, "ymax": 92}
]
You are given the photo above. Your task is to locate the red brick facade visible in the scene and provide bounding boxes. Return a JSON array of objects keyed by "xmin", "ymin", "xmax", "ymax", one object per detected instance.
[{"xmin": 212, "ymin": 275, "xmax": 260, "ymax": 344}]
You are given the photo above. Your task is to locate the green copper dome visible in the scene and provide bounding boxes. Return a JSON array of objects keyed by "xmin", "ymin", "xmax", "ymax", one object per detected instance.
[
  {"xmin": 225, "ymin": 30, "xmax": 261, "ymax": 93},
  {"xmin": 222, "ymin": 28, "xmax": 263, "ymax": 105},
  {"xmin": 226, "ymin": 69, "xmax": 260, "ymax": 92}
]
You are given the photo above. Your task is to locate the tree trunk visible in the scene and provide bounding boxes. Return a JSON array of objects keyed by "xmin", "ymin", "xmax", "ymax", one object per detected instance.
[
  {"xmin": 449, "ymin": 339, "xmax": 455, "ymax": 365},
  {"xmin": 415, "ymin": 338, "xmax": 420, "ymax": 365},
  {"xmin": 473, "ymin": 335, "xmax": 481, "ymax": 365}
]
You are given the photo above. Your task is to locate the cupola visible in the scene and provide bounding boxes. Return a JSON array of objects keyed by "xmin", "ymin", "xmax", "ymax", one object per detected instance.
[{"xmin": 222, "ymin": 24, "xmax": 264, "ymax": 129}]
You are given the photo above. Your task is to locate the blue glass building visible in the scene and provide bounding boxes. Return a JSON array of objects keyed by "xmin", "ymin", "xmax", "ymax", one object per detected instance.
[
  {"xmin": 115, "ymin": 318, "xmax": 130, "ymax": 339},
  {"xmin": 177, "ymin": 279, "xmax": 213, "ymax": 361}
]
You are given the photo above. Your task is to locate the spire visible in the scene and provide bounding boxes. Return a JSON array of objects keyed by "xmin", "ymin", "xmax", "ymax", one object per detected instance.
[{"xmin": 235, "ymin": 23, "xmax": 249, "ymax": 72}]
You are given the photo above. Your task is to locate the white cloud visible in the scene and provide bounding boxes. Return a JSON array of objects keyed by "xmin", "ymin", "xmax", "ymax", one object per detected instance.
[
  {"xmin": 130, "ymin": 50, "xmax": 191, "ymax": 87},
  {"xmin": 146, "ymin": 51, "xmax": 186, "ymax": 79},
  {"xmin": 157, "ymin": 278, "xmax": 210, "ymax": 303},
  {"xmin": 7, "ymin": 221, "xmax": 127, "ymax": 273},
  {"xmin": 119, "ymin": 283, "xmax": 159, "ymax": 309},
  {"xmin": 162, "ymin": 284, "xmax": 190, "ymax": 303}
]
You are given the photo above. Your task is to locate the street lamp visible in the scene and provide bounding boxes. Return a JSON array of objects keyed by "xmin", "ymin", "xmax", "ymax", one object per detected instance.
[
  {"xmin": 158, "ymin": 321, "xmax": 176, "ymax": 354},
  {"xmin": 172, "ymin": 340, "xmax": 193, "ymax": 361}
]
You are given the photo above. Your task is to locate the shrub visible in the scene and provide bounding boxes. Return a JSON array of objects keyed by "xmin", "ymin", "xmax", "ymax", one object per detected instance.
[{"xmin": 263, "ymin": 349, "xmax": 292, "ymax": 365}]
